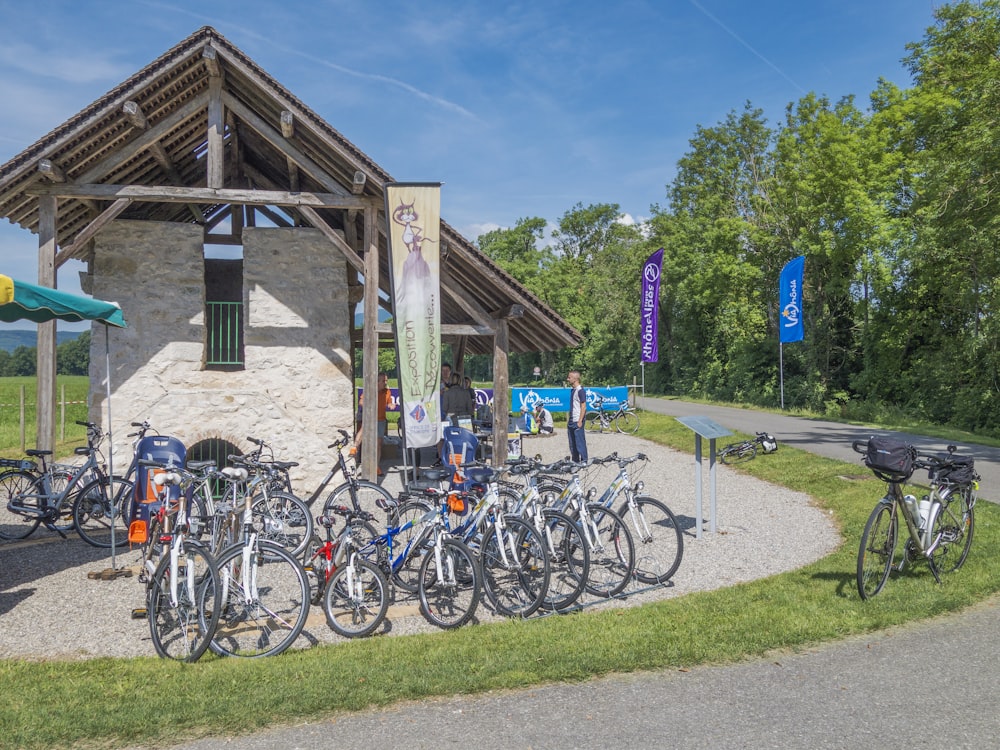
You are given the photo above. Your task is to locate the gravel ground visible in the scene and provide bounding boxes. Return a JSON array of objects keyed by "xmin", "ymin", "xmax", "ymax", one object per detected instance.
[{"xmin": 0, "ymin": 430, "xmax": 841, "ymax": 661}]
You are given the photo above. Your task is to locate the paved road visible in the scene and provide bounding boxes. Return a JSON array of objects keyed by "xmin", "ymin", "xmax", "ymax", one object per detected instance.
[
  {"xmin": 166, "ymin": 596, "xmax": 1000, "ymax": 749},
  {"xmin": 638, "ymin": 395, "xmax": 1000, "ymax": 503},
  {"xmin": 159, "ymin": 400, "xmax": 1000, "ymax": 750}
]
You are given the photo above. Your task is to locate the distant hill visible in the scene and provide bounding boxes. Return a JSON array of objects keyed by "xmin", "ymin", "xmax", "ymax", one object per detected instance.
[{"xmin": 0, "ymin": 330, "xmax": 83, "ymax": 352}]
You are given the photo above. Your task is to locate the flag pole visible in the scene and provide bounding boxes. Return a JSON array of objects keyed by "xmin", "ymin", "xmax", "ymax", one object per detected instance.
[{"xmin": 779, "ymin": 342, "xmax": 785, "ymax": 410}]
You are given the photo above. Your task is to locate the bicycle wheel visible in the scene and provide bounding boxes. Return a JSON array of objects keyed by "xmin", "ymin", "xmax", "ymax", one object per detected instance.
[
  {"xmin": 147, "ymin": 540, "xmax": 220, "ymax": 662},
  {"xmin": 618, "ymin": 496, "xmax": 683, "ymax": 584},
  {"xmin": 0, "ymin": 470, "xmax": 42, "ymax": 540},
  {"xmin": 323, "ymin": 480, "xmax": 397, "ymax": 528},
  {"xmin": 322, "ymin": 557, "xmax": 390, "ymax": 638},
  {"xmin": 720, "ymin": 442, "xmax": 756, "ymax": 465},
  {"xmin": 479, "ymin": 517, "xmax": 550, "ymax": 618},
  {"xmin": 584, "ymin": 412, "xmax": 603, "ymax": 433},
  {"xmin": 857, "ymin": 502, "xmax": 897, "ymax": 600},
  {"xmin": 930, "ymin": 488, "xmax": 975, "ymax": 574},
  {"xmin": 615, "ymin": 410, "xmax": 639, "ymax": 435},
  {"xmin": 538, "ymin": 508, "xmax": 590, "ymax": 612},
  {"xmin": 250, "ymin": 491, "xmax": 313, "ymax": 558},
  {"xmin": 72, "ymin": 476, "xmax": 133, "ymax": 548},
  {"xmin": 580, "ymin": 503, "xmax": 635, "ymax": 598},
  {"xmin": 211, "ymin": 540, "xmax": 311, "ymax": 658},
  {"xmin": 418, "ymin": 537, "xmax": 481, "ymax": 629}
]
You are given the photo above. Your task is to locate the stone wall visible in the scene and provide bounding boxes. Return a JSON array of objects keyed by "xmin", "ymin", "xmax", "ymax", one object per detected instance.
[{"xmin": 88, "ymin": 220, "xmax": 354, "ymax": 491}]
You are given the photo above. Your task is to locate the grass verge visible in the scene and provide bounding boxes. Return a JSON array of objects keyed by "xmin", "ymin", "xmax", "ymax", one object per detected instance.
[{"xmin": 0, "ymin": 413, "xmax": 997, "ymax": 749}]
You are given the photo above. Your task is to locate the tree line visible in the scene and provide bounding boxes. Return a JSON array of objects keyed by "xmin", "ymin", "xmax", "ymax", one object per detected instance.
[
  {"xmin": 0, "ymin": 331, "xmax": 91, "ymax": 377},
  {"xmin": 473, "ymin": 1, "xmax": 1000, "ymax": 438}
]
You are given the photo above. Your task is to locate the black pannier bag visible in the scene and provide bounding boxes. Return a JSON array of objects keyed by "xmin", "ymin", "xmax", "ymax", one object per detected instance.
[
  {"xmin": 935, "ymin": 455, "xmax": 976, "ymax": 485},
  {"xmin": 760, "ymin": 434, "xmax": 778, "ymax": 454},
  {"xmin": 864, "ymin": 436, "xmax": 915, "ymax": 482}
]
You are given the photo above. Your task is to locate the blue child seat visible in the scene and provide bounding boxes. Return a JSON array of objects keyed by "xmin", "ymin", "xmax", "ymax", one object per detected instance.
[
  {"xmin": 440, "ymin": 426, "xmax": 478, "ymax": 491},
  {"xmin": 129, "ymin": 435, "xmax": 186, "ymax": 544}
]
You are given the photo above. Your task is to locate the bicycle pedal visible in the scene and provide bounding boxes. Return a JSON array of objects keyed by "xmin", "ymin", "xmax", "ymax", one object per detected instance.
[{"xmin": 130, "ymin": 608, "xmax": 147, "ymax": 620}]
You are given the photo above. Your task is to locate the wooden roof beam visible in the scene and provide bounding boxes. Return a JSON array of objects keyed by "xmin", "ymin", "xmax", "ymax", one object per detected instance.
[
  {"xmin": 222, "ymin": 92, "xmax": 350, "ymax": 198},
  {"xmin": 202, "ymin": 45, "xmax": 222, "ymax": 78},
  {"xmin": 299, "ymin": 204, "xmax": 365, "ymax": 273},
  {"xmin": 57, "ymin": 198, "xmax": 132, "ymax": 266},
  {"xmin": 279, "ymin": 110, "xmax": 300, "ymax": 190},
  {"xmin": 75, "ymin": 92, "xmax": 210, "ymax": 184},
  {"xmin": 351, "ymin": 170, "xmax": 366, "ymax": 195},
  {"xmin": 121, "ymin": 101, "xmax": 204, "ymax": 223},
  {"xmin": 28, "ymin": 182, "xmax": 369, "ymax": 209},
  {"xmin": 37, "ymin": 159, "xmax": 66, "ymax": 183}
]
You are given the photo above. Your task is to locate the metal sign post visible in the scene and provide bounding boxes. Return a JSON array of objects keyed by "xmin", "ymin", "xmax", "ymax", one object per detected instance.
[{"xmin": 675, "ymin": 416, "xmax": 732, "ymax": 539}]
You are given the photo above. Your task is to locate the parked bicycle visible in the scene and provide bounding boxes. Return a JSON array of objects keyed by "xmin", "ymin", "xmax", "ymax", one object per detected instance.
[
  {"xmin": 719, "ymin": 432, "xmax": 777, "ymax": 465},
  {"xmin": 499, "ymin": 456, "xmax": 591, "ymax": 612},
  {"xmin": 133, "ymin": 458, "xmax": 222, "ymax": 661},
  {"xmin": 584, "ymin": 396, "xmax": 640, "ymax": 435},
  {"xmin": 252, "ymin": 430, "xmax": 396, "ymax": 527},
  {"xmin": 0, "ymin": 421, "xmax": 132, "ymax": 546},
  {"xmin": 432, "ymin": 464, "xmax": 551, "ymax": 619},
  {"xmin": 315, "ymin": 506, "xmax": 390, "ymax": 638},
  {"xmin": 208, "ymin": 452, "xmax": 312, "ymax": 658},
  {"xmin": 536, "ymin": 458, "xmax": 636, "ymax": 598},
  {"xmin": 361, "ymin": 496, "xmax": 482, "ymax": 629},
  {"xmin": 854, "ymin": 437, "xmax": 979, "ymax": 600},
  {"xmin": 589, "ymin": 452, "xmax": 683, "ymax": 585}
]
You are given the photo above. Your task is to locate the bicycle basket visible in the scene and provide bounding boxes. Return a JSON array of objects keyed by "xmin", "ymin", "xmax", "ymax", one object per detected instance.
[
  {"xmin": 864, "ymin": 437, "xmax": 914, "ymax": 482},
  {"xmin": 760, "ymin": 434, "xmax": 778, "ymax": 454},
  {"xmin": 935, "ymin": 456, "xmax": 976, "ymax": 485}
]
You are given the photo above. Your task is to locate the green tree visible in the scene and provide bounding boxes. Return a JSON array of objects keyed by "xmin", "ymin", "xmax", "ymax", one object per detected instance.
[
  {"xmin": 890, "ymin": 0, "xmax": 1000, "ymax": 429},
  {"xmin": 57, "ymin": 331, "xmax": 90, "ymax": 375},
  {"xmin": 8, "ymin": 346, "xmax": 35, "ymax": 376},
  {"xmin": 647, "ymin": 104, "xmax": 780, "ymax": 402}
]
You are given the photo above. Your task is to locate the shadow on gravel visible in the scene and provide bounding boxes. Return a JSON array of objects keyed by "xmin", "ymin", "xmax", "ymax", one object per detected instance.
[{"xmin": 0, "ymin": 536, "xmax": 120, "ymax": 594}]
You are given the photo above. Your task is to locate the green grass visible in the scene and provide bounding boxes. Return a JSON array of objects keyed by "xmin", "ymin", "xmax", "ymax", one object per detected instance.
[
  {"xmin": 0, "ymin": 376, "xmax": 90, "ymax": 458},
  {"xmin": 1, "ymin": 413, "xmax": 998, "ymax": 749}
]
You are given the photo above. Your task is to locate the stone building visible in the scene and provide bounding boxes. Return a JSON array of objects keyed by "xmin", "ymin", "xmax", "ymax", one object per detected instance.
[{"xmin": 0, "ymin": 27, "xmax": 579, "ymax": 489}]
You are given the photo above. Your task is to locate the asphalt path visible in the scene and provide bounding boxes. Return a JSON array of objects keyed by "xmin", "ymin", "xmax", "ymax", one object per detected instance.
[
  {"xmin": 638, "ymin": 395, "xmax": 1000, "ymax": 503},
  {"xmin": 156, "ymin": 399, "xmax": 1000, "ymax": 750}
]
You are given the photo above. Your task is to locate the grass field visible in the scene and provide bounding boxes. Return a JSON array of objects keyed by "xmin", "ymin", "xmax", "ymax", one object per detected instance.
[
  {"xmin": 0, "ymin": 376, "xmax": 90, "ymax": 457},
  {"xmin": 0, "ymin": 411, "xmax": 997, "ymax": 749}
]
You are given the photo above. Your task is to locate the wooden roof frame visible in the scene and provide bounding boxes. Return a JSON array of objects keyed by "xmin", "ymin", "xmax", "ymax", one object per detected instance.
[{"xmin": 0, "ymin": 26, "xmax": 581, "ymax": 467}]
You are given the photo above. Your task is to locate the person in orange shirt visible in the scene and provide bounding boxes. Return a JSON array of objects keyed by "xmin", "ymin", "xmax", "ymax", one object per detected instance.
[{"xmin": 351, "ymin": 372, "xmax": 393, "ymax": 475}]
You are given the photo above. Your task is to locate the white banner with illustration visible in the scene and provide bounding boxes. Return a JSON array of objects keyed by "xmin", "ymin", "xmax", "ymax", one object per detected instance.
[{"xmin": 385, "ymin": 183, "xmax": 442, "ymax": 449}]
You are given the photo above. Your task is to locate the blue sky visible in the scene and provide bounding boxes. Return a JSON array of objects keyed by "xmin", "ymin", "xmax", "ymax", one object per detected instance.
[{"xmin": 1, "ymin": 0, "xmax": 938, "ymax": 328}]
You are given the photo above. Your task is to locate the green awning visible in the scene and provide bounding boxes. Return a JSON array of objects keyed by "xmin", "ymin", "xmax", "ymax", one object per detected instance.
[{"xmin": 0, "ymin": 274, "xmax": 126, "ymax": 327}]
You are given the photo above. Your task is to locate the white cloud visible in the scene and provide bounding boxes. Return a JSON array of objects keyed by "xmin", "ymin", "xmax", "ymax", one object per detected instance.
[{"xmin": 0, "ymin": 43, "xmax": 130, "ymax": 84}]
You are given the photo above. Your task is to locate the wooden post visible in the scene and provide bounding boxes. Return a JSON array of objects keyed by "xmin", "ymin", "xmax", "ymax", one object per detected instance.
[
  {"xmin": 36, "ymin": 194, "xmax": 57, "ymax": 453},
  {"xmin": 492, "ymin": 319, "xmax": 509, "ymax": 466},
  {"xmin": 454, "ymin": 336, "xmax": 468, "ymax": 378},
  {"xmin": 360, "ymin": 204, "xmax": 380, "ymax": 480},
  {"xmin": 206, "ymin": 73, "xmax": 224, "ymax": 189},
  {"xmin": 60, "ymin": 383, "xmax": 65, "ymax": 443},
  {"xmin": 19, "ymin": 385, "xmax": 25, "ymax": 453}
]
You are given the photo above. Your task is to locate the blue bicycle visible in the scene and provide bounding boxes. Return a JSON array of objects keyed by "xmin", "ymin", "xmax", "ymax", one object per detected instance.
[{"xmin": 363, "ymin": 495, "xmax": 481, "ymax": 629}]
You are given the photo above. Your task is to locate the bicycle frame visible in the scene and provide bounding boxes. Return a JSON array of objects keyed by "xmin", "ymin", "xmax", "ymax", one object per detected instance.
[
  {"xmin": 7, "ymin": 442, "xmax": 106, "ymax": 528},
  {"xmin": 875, "ymin": 483, "xmax": 944, "ymax": 578},
  {"xmin": 591, "ymin": 456, "xmax": 653, "ymax": 540},
  {"xmin": 540, "ymin": 466, "xmax": 606, "ymax": 555}
]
